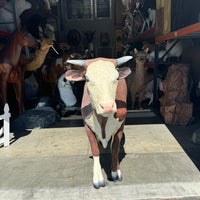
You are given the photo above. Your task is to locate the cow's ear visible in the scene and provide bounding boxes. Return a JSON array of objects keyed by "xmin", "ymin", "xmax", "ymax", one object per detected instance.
[
  {"xmin": 118, "ymin": 67, "xmax": 131, "ymax": 79},
  {"xmin": 65, "ymin": 69, "xmax": 86, "ymax": 81}
]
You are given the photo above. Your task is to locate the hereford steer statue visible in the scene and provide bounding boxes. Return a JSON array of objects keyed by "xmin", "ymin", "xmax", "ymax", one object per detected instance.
[{"xmin": 65, "ymin": 56, "xmax": 132, "ymax": 189}]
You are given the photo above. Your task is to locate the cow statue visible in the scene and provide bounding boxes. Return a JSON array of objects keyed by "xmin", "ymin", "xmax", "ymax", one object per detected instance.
[{"xmin": 65, "ymin": 56, "xmax": 132, "ymax": 189}]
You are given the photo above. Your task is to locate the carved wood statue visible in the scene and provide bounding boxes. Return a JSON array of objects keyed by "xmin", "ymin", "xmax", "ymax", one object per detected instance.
[{"xmin": 159, "ymin": 64, "xmax": 193, "ymax": 125}]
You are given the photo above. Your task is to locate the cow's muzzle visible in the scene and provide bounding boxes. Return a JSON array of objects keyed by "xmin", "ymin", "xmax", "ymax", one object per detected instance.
[{"xmin": 99, "ymin": 102, "xmax": 116, "ymax": 114}]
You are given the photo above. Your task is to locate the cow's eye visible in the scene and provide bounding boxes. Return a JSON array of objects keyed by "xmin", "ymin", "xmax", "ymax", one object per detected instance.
[
  {"xmin": 115, "ymin": 77, "xmax": 119, "ymax": 81},
  {"xmin": 113, "ymin": 77, "xmax": 119, "ymax": 83}
]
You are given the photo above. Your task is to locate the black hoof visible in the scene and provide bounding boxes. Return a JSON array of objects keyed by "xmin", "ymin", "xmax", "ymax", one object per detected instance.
[
  {"xmin": 112, "ymin": 172, "xmax": 123, "ymax": 182},
  {"xmin": 93, "ymin": 181, "xmax": 105, "ymax": 189}
]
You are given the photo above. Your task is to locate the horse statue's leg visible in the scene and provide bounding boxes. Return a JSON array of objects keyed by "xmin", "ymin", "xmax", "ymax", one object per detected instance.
[
  {"xmin": 13, "ymin": 68, "xmax": 23, "ymax": 113},
  {"xmin": 0, "ymin": 64, "xmax": 12, "ymax": 108},
  {"xmin": 13, "ymin": 81, "xmax": 23, "ymax": 113},
  {"xmin": 0, "ymin": 77, "xmax": 7, "ymax": 106}
]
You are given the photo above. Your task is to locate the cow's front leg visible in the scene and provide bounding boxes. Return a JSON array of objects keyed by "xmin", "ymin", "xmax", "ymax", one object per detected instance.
[
  {"xmin": 111, "ymin": 123, "xmax": 124, "ymax": 181},
  {"xmin": 85, "ymin": 125, "xmax": 105, "ymax": 189}
]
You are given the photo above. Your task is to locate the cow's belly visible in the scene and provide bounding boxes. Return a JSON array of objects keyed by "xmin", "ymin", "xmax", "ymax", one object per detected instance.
[{"xmin": 85, "ymin": 113, "xmax": 124, "ymax": 148}]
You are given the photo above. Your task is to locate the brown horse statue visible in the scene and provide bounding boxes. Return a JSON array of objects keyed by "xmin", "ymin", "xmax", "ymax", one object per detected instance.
[{"xmin": 0, "ymin": 25, "xmax": 40, "ymax": 113}]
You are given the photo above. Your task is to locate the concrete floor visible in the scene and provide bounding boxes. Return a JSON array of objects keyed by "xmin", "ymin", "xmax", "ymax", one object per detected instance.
[{"xmin": 1, "ymin": 110, "xmax": 200, "ymax": 200}]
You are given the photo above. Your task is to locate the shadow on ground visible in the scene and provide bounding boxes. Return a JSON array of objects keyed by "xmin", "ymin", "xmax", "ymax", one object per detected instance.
[
  {"xmin": 89, "ymin": 132, "xmax": 126, "ymax": 182},
  {"xmin": 10, "ymin": 129, "xmax": 32, "ymax": 145},
  {"xmin": 167, "ymin": 115, "xmax": 200, "ymax": 171}
]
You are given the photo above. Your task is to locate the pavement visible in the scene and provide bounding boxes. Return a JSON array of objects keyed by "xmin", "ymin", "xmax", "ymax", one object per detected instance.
[{"xmin": 0, "ymin": 111, "xmax": 200, "ymax": 200}]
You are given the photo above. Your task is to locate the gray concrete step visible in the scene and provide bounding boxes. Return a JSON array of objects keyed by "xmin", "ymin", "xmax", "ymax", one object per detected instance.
[{"xmin": 0, "ymin": 124, "xmax": 200, "ymax": 199}]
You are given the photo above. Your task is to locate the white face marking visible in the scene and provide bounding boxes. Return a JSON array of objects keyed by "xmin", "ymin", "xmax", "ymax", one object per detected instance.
[{"xmin": 85, "ymin": 60, "xmax": 119, "ymax": 115}]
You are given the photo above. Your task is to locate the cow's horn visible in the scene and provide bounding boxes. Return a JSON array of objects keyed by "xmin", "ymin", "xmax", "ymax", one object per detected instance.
[
  {"xmin": 116, "ymin": 56, "xmax": 133, "ymax": 66},
  {"xmin": 65, "ymin": 60, "xmax": 86, "ymax": 67}
]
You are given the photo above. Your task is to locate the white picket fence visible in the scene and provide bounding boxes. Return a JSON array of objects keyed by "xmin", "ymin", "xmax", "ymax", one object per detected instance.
[{"xmin": 0, "ymin": 103, "xmax": 11, "ymax": 147}]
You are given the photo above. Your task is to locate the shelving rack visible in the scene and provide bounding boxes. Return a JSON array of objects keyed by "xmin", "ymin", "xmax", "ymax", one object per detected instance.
[
  {"xmin": 155, "ymin": 22, "xmax": 200, "ymax": 44},
  {"xmin": 128, "ymin": 27, "xmax": 156, "ymax": 43},
  {"xmin": 153, "ymin": 22, "xmax": 200, "ymax": 104},
  {"xmin": 128, "ymin": 22, "xmax": 200, "ymax": 105}
]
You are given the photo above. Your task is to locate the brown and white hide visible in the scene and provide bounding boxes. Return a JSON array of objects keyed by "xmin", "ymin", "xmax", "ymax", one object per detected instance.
[{"xmin": 65, "ymin": 56, "xmax": 132, "ymax": 189}]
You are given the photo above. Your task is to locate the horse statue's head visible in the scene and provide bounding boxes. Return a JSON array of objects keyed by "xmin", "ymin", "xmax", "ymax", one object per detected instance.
[{"xmin": 17, "ymin": 25, "xmax": 40, "ymax": 50}]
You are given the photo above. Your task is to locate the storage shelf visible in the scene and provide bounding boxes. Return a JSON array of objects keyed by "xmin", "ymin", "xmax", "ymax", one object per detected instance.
[
  {"xmin": 128, "ymin": 22, "xmax": 200, "ymax": 44},
  {"xmin": 155, "ymin": 22, "xmax": 200, "ymax": 44},
  {"xmin": 128, "ymin": 27, "xmax": 155, "ymax": 43}
]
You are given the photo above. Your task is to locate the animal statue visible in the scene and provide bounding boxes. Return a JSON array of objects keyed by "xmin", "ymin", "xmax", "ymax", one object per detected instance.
[
  {"xmin": 126, "ymin": 48, "xmax": 149, "ymax": 109},
  {"xmin": 123, "ymin": 11, "xmax": 133, "ymax": 39},
  {"xmin": 147, "ymin": 8, "xmax": 156, "ymax": 28},
  {"xmin": 12, "ymin": 38, "xmax": 53, "ymax": 105},
  {"xmin": 44, "ymin": 24, "xmax": 56, "ymax": 41},
  {"xmin": 38, "ymin": 53, "xmax": 82, "ymax": 96},
  {"xmin": 0, "ymin": 25, "xmax": 40, "ymax": 113},
  {"xmin": 121, "ymin": 0, "xmax": 132, "ymax": 10},
  {"xmin": 19, "ymin": 37, "xmax": 54, "ymax": 72},
  {"xmin": 65, "ymin": 56, "xmax": 132, "ymax": 189},
  {"xmin": 142, "ymin": 41, "xmax": 154, "ymax": 52},
  {"xmin": 165, "ymin": 40, "xmax": 183, "ymax": 59},
  {"xmin": 147, "ymin": 50, "xmax": 167, "ymax": 62},
  {"xmin": 57, "ymin": 73, "xmax": 77, "ymax": 107},
  {"xmin": 143, "ymin": 78, "xmax": 161, "ymax": 105}
]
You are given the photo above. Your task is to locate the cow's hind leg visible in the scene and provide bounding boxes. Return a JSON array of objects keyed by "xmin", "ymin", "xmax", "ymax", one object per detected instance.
[
  {"xmin": 85, "ymin": 125, "xmax": 105, "ymax": 189},
  {"xmin": 111, "ymin": 122, "xmax": 124, "ymax": 181}
]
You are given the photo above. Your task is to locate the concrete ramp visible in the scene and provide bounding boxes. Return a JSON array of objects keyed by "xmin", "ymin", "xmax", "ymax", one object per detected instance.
[{"xmin": 0, "ymin": 124, "xmax": 200, "ymax": 199}]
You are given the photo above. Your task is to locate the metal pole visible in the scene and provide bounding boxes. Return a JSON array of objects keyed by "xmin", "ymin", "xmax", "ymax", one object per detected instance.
[
  {"xmin": 158, "ymin": 39, "xmax": 180, "ymax": 63},
  {"xmin": 153, "ymin": 43, "xmax": 159, "ymax": 106},
  {"xmin": 10, "ymin": 0, "xmax": 17, "ymax": 28}
]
